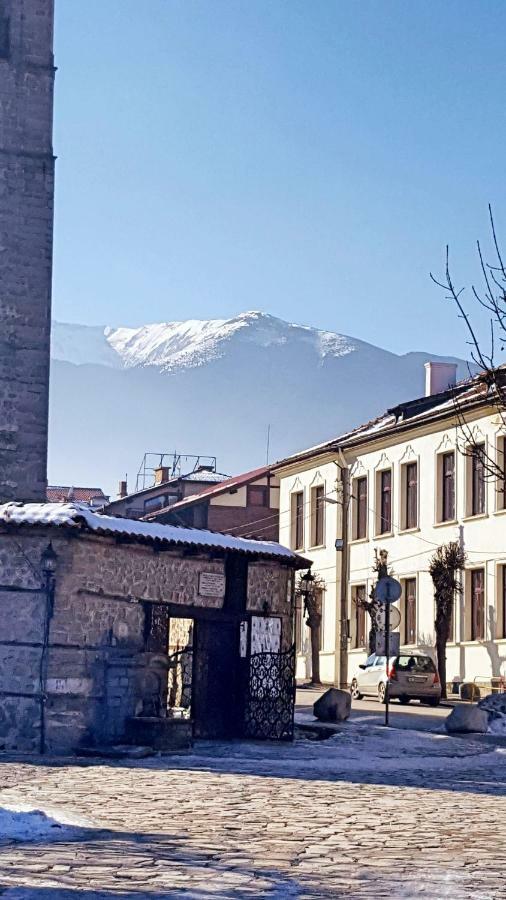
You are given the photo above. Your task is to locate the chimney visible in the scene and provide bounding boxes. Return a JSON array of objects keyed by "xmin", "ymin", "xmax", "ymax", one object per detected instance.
[
  {"xmin": 424, "ymin": 362, "xmax": 458, "ymax": 397},
  {"xmin": 154, "ymin": 466, "xmax": 170, "ymax": 485},
  {"xmin": 118, "ymin": 480, "xmax": 128, "ymax": 499}
]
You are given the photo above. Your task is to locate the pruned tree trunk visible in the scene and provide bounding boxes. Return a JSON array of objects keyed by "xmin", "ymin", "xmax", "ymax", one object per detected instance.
[
  {"xmin": 309, "ymin": 615, "xmax": 321, "ymax": 685},
  {"xmin": 436, "ymin": 634, "xmax": 448, "ymax": 700},
  {"xmin": 430, "ymin": 543, "xmax": 465, "ymax": 699}
]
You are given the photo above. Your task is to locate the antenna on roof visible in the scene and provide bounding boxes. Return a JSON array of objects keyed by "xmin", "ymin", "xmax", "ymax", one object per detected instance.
[{"xmin": 266, "ymin": 424, "xmax": 271, "ymax": 465}]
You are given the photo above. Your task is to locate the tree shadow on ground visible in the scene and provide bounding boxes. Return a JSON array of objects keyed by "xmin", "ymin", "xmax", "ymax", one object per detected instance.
[{"xmin": 0, "ymin": 822, "xmax": 332, "ymax": 900}]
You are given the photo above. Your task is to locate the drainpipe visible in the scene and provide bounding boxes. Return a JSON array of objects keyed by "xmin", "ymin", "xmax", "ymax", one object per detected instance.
[{"xmin": 335, "ymin": 455, "xmax": 350, "ymax": 689}]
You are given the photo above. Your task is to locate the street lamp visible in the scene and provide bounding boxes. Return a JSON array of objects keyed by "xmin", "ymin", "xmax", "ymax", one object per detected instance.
[
  {"xmin": 298, "ymin": 569, "xmax": 322, "ymax": 687},
  {"xmin": 41, "ymin": 542, "xmax": 57, "ymax": 578},
  {"xmin": 39, "ymin": 542, "xmax": 58, "ymax": 754}
]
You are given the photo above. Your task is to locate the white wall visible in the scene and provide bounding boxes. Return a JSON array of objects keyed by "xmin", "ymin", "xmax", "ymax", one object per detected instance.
[
  {"xmin": 278, "ymin": 457, "xmax": 340, "ymax": 684},
  {"xmin": 347, "ymin": 412, "xmax": 506, "ymax": 689}
]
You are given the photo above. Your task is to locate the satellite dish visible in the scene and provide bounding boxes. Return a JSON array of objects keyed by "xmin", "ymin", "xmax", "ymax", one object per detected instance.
[{"xmin": 375, "ymin": 576, "xmax": 402, "ymax": 604}]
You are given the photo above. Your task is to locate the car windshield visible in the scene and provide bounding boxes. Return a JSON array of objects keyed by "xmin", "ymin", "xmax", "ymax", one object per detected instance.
[{"xmin": 394, "ymin": 655, "xmax": 436, "ymax": 673}]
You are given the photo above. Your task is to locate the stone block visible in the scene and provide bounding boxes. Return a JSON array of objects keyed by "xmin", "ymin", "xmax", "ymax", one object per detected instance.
[
  {"xmin": 445, "ymin": 705, "xmax": 489, "ymax": 734},
  {"xmin": 313, "ymin": 688, "xmax": 351, "ymax": 723},
  {"xmin": 125, "ymin": 716, "xmax": 193, "ymax": 751}
]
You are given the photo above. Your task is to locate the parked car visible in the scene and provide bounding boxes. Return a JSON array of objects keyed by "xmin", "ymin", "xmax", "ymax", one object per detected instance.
[{"xmin": 350, "ymin": 652, "xmax": 441, "ymax": 706}]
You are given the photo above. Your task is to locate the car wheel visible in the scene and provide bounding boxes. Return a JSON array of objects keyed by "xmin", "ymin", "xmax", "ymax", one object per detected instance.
[
  {"xmin": 426, "ymin": 697, "xmax": 440, "ymax": 707},
  {"xmin": 378, "ymin": 682, "xmax": 387, "ymax": 704},
  {"xmin": 350, "ymin": 679, "xmax": 363, "ymax": 701},
  {"xmin": 398, "ymin": 695, "xmax": 411, "ymax": 705}
]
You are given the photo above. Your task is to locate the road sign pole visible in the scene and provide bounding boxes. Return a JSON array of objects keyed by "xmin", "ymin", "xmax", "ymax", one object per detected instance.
[{"xmin": 384, "ymin": 588, "xmax": 390, "ymax": 727}]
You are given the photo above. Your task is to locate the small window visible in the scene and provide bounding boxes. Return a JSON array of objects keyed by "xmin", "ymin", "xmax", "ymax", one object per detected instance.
[
  {"xmin": 247, "ymin": 485, "xmax": 269, "ymax": 507},
  {"xmin": 402, "ymin": 578, "xmax": 417, "ymax": 644},
  {"xmin": 351, "ymin": 584, "xmax": 367, "ymax": 649},
  {"xmin": 496, "ymin": 564, "xmax": 506, "ymax": 640},
  {"xmin": 379, "ymin": 469, "xmax": 392, "ymax": 534},
  {"xmin": 470, "ymin": 444, "xmax": 486, "ymax": 516},
  {"xmin": 291, "ymin": 491, "xmax": 304, "ymax": 550},
  {"xmin": 497, "ymin": 436, "xmax": 506, "ymax": 511},
  {"xmin": 441, "ymin": 451, "xmax": 455, "ymax": 522},
  {"xmin": 353, "ymin": 476, "xmax": 368, "ymax": 540},
  {"xmin": 310, "ymin": 484, "xmax": 325, "ymax": 547},
  {"xmin": 403, "ymin": 462, "xmax": 418, "ymax": 530},
  {"xmin": 469, "ymin": 568, "xmax": 485, "ymax": 641}
]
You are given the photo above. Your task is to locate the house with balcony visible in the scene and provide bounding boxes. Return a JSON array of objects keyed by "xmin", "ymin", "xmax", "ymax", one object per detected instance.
[{"xmin": 275, "ymin": 362, "xmax": 506, "ymax": 692}]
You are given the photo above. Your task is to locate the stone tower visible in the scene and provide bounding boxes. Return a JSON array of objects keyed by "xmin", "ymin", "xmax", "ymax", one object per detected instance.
[{"xmin": 0, "ymin": 0, "xmax": 55, "ymax": 501}]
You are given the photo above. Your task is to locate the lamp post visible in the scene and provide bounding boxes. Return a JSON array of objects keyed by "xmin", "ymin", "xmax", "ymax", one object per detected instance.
[
  {"xmin": 298, "ymin": 569, "xmax": 322, "ymax": 686},
  {"xmin": 39, "ymin": 542, "xmax": 57, "ymax": 753}
]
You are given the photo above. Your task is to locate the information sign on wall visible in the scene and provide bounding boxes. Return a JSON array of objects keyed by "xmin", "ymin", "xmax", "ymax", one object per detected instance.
[
  {"xmin": 198, "ymin": 572, "xmax": 226, "ymax": 598},
  {"xmin": 251, "ymin": 616, "xmax": 281, "ymax": 654}
]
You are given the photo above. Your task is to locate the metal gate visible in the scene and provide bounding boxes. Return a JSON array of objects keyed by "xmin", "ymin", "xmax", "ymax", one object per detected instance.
[{"xmin": 243, "ymin": 646, "xmax": 296, "ymax": 741}]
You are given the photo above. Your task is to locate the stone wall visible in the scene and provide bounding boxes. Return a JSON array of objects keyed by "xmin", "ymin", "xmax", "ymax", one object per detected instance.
[
  {"xmin": 0, "ymin": 527, "xmax": 296, "ymax": 751},
  {"xmin": 0, "ymin": 0, "xmax": 55, "ymax": 501},
  {"xmin": 247, "ymin": 563, "xmax": 294, "ymax": 649}
]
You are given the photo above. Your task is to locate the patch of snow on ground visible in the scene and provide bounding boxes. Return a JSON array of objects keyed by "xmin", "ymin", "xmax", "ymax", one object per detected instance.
[
  {"xmin": 164, "ymin": 721, "xmax": 501, "ymax": 780},
  {"xmin": 0, "ymin": 803, "xmax": 89, "ymax": 843},
  {"xmin": 477, "ymin": 692, "xmax": 506, "ymax": 734}
]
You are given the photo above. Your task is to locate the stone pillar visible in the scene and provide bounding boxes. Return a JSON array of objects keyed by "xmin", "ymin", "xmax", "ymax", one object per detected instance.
[{"xmin": 0, "ymin": 0, "xmax": 55, "ymax": 501}]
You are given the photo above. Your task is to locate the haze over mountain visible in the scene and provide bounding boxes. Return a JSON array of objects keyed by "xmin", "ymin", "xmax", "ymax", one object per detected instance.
[{"xmin": 49, "ymin": 311, "xmax": 470, "ymax": 497}]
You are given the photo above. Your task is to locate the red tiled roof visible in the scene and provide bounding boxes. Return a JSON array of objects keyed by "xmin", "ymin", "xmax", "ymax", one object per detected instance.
[
  {"xmin": 47, "ymin": 486, "xmax": 108, "ymax": 504},
  {"xmin": 144, "ymin": 465, "xmax": 275, "ymax": 518}
]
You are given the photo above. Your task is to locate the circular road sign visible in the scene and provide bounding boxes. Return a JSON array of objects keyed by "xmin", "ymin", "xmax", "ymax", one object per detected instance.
[
  {"xmin": 375, "ymin": 576, "xmax": 402, "ymax": 604},
  {"xmin": 375, "ymin": 605, "xmax": 401, "ymax": 630}
]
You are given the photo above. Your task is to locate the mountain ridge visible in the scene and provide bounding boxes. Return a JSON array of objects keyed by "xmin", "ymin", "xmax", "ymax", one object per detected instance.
[{"xmin": 48, "ymin": 310, "xmax": 471, "ymax": 495}]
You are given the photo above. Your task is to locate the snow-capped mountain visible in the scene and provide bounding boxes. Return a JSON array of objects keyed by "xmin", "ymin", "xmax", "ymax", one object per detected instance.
[
  {"xmin": 48, "ymin": 311, "xmax": 470, "ymax": 495},
  {"xmin": 52, "ymin": 311, "xmax": 362, "ymax": 372}
]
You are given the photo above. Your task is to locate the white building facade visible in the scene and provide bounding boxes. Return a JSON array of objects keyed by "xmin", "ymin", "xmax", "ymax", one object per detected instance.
[
  {"xmin": 277, "ymin": 453, "xmax": 345, "ymax": 684},
  {"xmin": 276, "ymin": 364, "xmax": 506, "ymax": 692}
]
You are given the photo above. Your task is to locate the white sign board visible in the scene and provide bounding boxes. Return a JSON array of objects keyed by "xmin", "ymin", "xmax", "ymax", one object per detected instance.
[
  {"xmin": 198, "ymin": 572, "xmax": 226, "ymax": 598},
  {"xmin": 374, "ymin": 631, "xmax": 400, "ymax": 657},
  {"xmin": 251, "ymin": 616, "xmax": 281, "ymax": 654}
]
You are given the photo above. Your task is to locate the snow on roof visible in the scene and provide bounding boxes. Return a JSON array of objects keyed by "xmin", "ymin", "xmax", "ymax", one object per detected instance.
[
  {"xmin": 273, "ymin": 369, "xmax": 497, "ymax": 468},
  {"xmin": 0, "ymin": 502, "xmax": 306, "ymax": 565},
  {"xmin": 182, "ymin": 470, "xmax": 229, "ymax": 483},
  {"xmin": 47, "ymin": 486, "xmax": 108, "ymax": 503}
]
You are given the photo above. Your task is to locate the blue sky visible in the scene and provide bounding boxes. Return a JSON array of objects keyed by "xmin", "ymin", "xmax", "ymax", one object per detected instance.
[{"xmin": 52, "ymin": 1, "xmax": 506, "ymax": 358}]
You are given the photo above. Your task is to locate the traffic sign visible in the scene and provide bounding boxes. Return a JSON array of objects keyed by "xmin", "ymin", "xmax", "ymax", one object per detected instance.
[
  {"xmin": 375, "ymin": 631, "xmax": 400, "ymax": 656},
  {"xmin": 375, "ymin": 576, "xmax": 402, "ymax": 604},
  {"xmin": 375, "ymin": 605, "xmax": 401, "ymax": 630}
]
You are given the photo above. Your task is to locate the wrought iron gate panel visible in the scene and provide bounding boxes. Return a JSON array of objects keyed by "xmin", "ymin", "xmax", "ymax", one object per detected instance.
[{"xmin": 243, "ymin": 646, "xmax": 296, "ymax": 741}]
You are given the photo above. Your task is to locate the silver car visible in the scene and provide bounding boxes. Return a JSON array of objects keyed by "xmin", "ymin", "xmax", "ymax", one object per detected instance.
[{"xmin": 350, "ymin": 653, "xmax": 441, "ymax": 706}]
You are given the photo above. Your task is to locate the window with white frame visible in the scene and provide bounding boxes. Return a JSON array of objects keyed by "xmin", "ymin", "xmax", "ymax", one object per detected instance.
[
  {"xmin": 466, "ymin": 443, "xmax": 486, "ymax": 517},
  {"xmin": 291, "ymin": 491, "xmax": 304, "ymax": 550},
  {"xmin": 400, "ymin": 461, "xmax": 418, "ymax": 530},
  {"xmin": 497, "ymin": 435, "xmax": 506, "ymax": 511},
  {"xmin": 352, "ymin": 475, "xmax": 368, "ymax": 540},
  {"xmin": 497, "ymin": 564, "xmax": 506, "ymax": 640},
  {"xmin": 436, "ymin": 450, "xmax": 456, "ymax": 523},
  {"xmin": 310, "ymin": 484, "xmax": 325, "ymax": 547},
  {"xmin": 376, "ymin": 468, "xmax": 392, "ymax": 535},
  {"xmin": 465, "ymin": 568, "xmax": 485, "ymax": 641},
  {"xmin": 401, "ymin": 578, "xmax": 417, "ymax": 645},
  {"xmin": 351, "ymin": 584, "xmax": 368, "ymax": 649}
]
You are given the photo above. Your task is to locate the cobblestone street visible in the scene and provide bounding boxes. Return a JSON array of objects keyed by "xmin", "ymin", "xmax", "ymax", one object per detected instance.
[{"xmin": 0, "ymin": 727, "xmax": 505, "ymax": 899}]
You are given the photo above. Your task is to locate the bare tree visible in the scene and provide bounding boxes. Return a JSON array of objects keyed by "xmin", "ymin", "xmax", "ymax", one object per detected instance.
[
  {"xmin": 430, "ymin": 206, "xmax": 506, "ymax": 494},
  {"xmin": 296, "ymin": 571, "xmax": 325, "ymax": 686},
  {"xmin": 354, "ymin": 548, "xmax": 390, "ymax": 655},
  {"xmin": 429, "ymin": 542, "xmax": 466, "ymax": 699}
]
